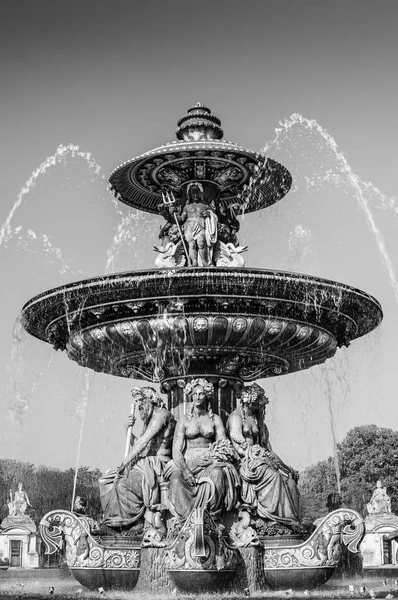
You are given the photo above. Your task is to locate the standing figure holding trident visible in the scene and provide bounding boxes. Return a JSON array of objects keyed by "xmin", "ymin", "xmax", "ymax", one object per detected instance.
[
  {"xmin": 176, "ymin": 183, "xmax": 218, "ymax": 267},
  {"xmin": 99, "ymin": 387, "xmax": 175, "ymax": 530},
  {"xmin": 159, "ymin": 184, "xmax": 218, "ymax": 267}
]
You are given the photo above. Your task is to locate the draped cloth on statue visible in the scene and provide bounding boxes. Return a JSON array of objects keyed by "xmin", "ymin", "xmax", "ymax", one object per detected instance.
[
  {"xmin": 239, "ymin": 449, "xmax": 299, "ymax": 526},
  {"xmin": 165, "ymin": 454, "xmax": 239, "ymax": 522},
  {"xmin": 99, "ymin": 455, "xmax": 169, "ymax": 527}
]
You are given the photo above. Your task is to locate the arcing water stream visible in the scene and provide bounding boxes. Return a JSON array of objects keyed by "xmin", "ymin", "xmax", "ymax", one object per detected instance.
[{"xmin": 0, "ymin": 116, "xmax": 396, "ymax": 480}]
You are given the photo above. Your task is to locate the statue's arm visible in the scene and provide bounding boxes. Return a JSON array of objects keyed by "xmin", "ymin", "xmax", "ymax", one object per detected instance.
[
  {"xmin": 172, "ymin": 417, "xmax": 188, "ymax": 470},
  {"xmin": 172, "ymin": 418, "xmax": 195, "ymax": 486},
  {"xmin": 268, "ymin": 446, "xmax": 294, "ymax": 475},
  {"xmin": 119, "ymin": 411, "xmax": 167, "ymax": 471},
  {"xmin": 171, "ymin": 205, "xmax": 186, "ymax": 224},
  {"xmin": 213, "ymin": 414, "xmax": 227, "ymax": 441},
  {"xmin": 25, "ymin": 492, "xmax": 31, "ymax": 506},
  {"xmin": 227, "ymin": 413, "xmax": 247, "ymax": 456}
]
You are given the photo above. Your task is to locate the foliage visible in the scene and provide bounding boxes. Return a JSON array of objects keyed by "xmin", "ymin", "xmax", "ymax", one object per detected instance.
[
  {"xmin": 299, "ymin": 424, "xmax": 398, "ymax": 523},
  {"xmin": 338, "ymin": 424, "xmax": 398, "ymax": 515},
  {"xmin": 0, "ymin": 459, "xmax": 102, "ymax": 523},
  {"xmin": 298, "ymin": 457, "xmax": 337, "ymax": 525}
]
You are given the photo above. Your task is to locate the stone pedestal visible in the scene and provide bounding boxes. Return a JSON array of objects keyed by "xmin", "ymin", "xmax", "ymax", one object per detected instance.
[
  {"xmin": 0, "ymin": 515, "xmax": 39, "ymax": 569},
  {"xmin": 361, "ymin": 513, "xmax": 398, "ymax": 568},
  {"xmin": 232, "ymin": 547, "xmax": 267, "ymax": 592},
  {"xmin": 135, "ymin": 548, "xmax": 174, "ymax": 593}
]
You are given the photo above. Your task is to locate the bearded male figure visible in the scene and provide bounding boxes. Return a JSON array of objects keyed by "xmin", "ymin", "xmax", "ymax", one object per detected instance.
[{"xmin": 99, "ymin": 387, "xmax": 175, "ymax": 529}]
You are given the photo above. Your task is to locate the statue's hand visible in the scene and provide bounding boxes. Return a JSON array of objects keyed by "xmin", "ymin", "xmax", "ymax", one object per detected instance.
[
  {"xmin": 197, "ymin": 455, "xmax": 212, "ymax": 468},
  {"xmin": 117, "ymin": 462, "xmax": 127, "ymax": 476},
  {"xmin": 183, "ymin": 470, "xmax": 196, "ymax": 487},
  {"xmin": 125, "ymin": 414, "xmax": 136, "ymax": 430}
]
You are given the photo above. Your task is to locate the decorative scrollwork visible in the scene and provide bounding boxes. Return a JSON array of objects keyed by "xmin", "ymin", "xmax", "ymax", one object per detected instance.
[
  {"xmin": 263, "ymin": 509, "xmax": 364, "ymax": 570},
  {"xmin": 165, "ymin": 509, "xmax": 238, "ymax": 573},
  {"xmin": 40, "ymin": 510, "xmax": 141, "ymax": 571}
]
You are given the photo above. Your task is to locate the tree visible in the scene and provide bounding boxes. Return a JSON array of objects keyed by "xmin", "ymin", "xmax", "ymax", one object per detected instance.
[
  {"xmin": 338, "ymin": 424, "xmax": 398, "ymax": 515},
  {"xmin": 298, "ymin": 458, "xmax": 337, "ymax": 525},
  {"xmin": 299, "ymin": 425, "xmax": 398, "ymax": 523},
  {"xmin": 0, "ymin": 459, "xmax": 102, "ymax": 523}
]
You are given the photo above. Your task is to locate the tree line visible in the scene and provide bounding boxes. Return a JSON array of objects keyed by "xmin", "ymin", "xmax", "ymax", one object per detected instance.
[
  {"xmin": 0, "ymin": 459, "xmax": 102, "ymax": 523},
  {"xmin": 298, "ymin": 424, "xmax": 398, "ymax": 525}
]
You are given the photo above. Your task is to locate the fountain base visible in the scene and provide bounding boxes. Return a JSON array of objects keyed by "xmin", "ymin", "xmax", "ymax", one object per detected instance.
[{"xmin": 39, "ymin": 508, "xmax": 365, "ymax": 592}]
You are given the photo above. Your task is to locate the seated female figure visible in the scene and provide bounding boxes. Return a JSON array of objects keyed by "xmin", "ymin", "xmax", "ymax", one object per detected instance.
[
  {"xmin": 227, "ymin": 384, "xmax": 300, "ymax": 527},
  {"xmin": 166, "ymin": 378, "xmax": 239, "ymax": 522}
]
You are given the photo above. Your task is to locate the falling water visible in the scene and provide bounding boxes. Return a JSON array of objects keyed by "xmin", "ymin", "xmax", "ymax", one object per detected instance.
[
  {"xmin": 105, "ymin": 209, "xmax": 159, "ymax": 274},
  {"xmin": 0, "ymin": 144, "xmax": 114, "ymax": 249},
  {"xmin": 264, "ymin": 114, "xmax": 398, "ymax": 304},
  {"xmin": 71, "ymin": 370, "xmax": 92, "ymax": 512}
]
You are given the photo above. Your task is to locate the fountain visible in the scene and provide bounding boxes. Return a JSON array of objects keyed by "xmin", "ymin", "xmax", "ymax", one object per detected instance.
[{"xmin": 21, "ymin": 104, "xmax": 382, "ymax": 591}]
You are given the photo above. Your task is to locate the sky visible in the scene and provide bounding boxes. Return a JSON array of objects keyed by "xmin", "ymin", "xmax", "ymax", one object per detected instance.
[{"xmin": 0, "ymin": 0, "xmax": 398, "ymax": 479}]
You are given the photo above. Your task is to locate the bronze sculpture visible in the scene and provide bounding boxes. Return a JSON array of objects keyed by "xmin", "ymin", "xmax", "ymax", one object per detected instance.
[
  {"xmin": 99, "ymin": 386, "xmax": 175, "ymax": 529},
  {"xmin": 166, "ymin": 378, "xmax": 239, "ymax": 521},
  {"xmin": 227, "ymin": 385, "xmax": 300, "ymax": 526}
]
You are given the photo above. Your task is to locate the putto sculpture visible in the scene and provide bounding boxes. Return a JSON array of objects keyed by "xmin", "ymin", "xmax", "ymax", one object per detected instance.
[{"xmin": 21, "ymin": 104, "xmax": 382, "ymax": 591}]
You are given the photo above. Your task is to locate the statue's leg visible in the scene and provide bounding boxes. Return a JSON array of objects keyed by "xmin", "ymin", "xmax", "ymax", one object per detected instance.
[
  {"xmin": 168, "ymin": 470, "xmax": 197, "ymax": 521},
  {"xmin": 99, "ymin": 468, "xmax": 145, "ymax": 527},
  {"xmin": 197, "ymin": 234, "xmax": 210, "ymax": 266},
  {"xmin": 188, "ymin": 241, "xmax": 198, "ymax": 267},
  {"xmin": 184, "ymin": 229, "xmax": 198, "ymax": 266}
]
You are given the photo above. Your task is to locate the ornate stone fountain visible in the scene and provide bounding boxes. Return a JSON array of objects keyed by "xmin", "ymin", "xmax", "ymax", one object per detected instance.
[{"xmin": 22, "ymin": 104, "xmax": 382, "ymax": 591}]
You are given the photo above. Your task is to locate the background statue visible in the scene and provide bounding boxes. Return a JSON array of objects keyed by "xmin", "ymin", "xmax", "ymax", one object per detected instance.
[
  {"xmin": 8, "ymin": 482, "xmax": 31, "ymax": 516},
  {"xmin": 367, "ymin": 480, "xmax": 391, "ymax": 514},
  {"xmin": 165, "ymin": 378, "xmax": 239, "ymax": 521},
  {"xmin": 226, "ymin": 385, "xmax": 300, "ymax": 527},
  {"xmin": 99, "ymin": 387, "xmax": 175, "ymax": 529}
]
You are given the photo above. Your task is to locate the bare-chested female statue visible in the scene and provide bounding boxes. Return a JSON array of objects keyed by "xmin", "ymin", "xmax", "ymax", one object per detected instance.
[
  {"xmin": 99, "ymin": 387, "xmax": 175, "ymax": 529},
  {"xmin": 227, "ymin": 384, "xmax": 300, "ymax": 527},
  {"xmin": 165, "ymin": 378, "xmax": 239, "ymax": 521}
]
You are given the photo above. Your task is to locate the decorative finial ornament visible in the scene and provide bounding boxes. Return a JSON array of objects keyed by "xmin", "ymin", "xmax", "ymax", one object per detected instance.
[{"xmin": 176, "ymin": 104, "xmax": 224, "ymax": 141}]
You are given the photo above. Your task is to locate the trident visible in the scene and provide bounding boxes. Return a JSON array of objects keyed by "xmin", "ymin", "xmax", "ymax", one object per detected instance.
[{"xmin": 160, "ymin": 190, "xmax": 191, "ymax": 266}]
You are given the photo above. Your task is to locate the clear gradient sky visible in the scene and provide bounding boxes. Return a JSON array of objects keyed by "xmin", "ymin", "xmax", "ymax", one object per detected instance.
[{"xmin": 1, "ymin": 0, "xmax": 398, "ymax": 475}]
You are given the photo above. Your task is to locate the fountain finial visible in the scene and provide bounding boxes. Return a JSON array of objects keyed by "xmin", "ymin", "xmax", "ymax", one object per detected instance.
[{"xmin": 176, "ymin": 104, "xmax": 224, "ymax": 141}]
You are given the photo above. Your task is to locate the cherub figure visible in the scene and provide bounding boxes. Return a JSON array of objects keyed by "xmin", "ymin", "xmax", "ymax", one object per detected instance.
[{"xmin": 153, "ymin": 224, "xmax": 186, "ymax": 268}]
